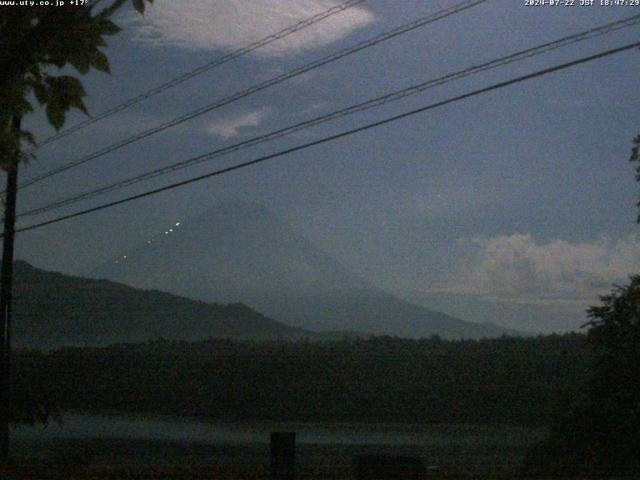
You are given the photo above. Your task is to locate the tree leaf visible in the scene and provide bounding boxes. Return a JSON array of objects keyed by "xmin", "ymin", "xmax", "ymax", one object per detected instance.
[
  {"xmin": 95, "ymin": 17, "xmax": 122, "ymax": 36},
  {"xmin": 58, "ymin": 75, "xmax": 86, "ymax": 99},
  {"xmin": 69, "ymin": 55, "xmax": 91, "ymax": 75},
  {"xmin": 90, "ymin": 50, "xmax": 110, "ymax": 74},
  {"xmin": 32, "ymin": 82, "xmax": 49, "ymax": 105},
  {"xmin": 69, "ymin": 96, "xmax": 88, "ymax": 115},
  {"xmin": 133, "ymin": 0, "xmax": 145, "ymax": 14},
  {"xmin": 17, "ymin": 97, "xmax": 34, "ymax": 116},
  {"xmin": 46, "ymin": 102, "xmax": 65, "ymax": 131}
]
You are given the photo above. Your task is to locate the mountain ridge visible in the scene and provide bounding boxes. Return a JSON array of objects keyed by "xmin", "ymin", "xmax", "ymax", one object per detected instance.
[
  {"xmin": 12, "ymin": 260, "xmax": 316, "ymax": 348},
  {"xmin": 90, "ymin": 200, "xmax": 522, "ymax": 339}
]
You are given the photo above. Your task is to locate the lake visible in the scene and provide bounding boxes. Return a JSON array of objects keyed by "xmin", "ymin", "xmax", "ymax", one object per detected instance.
[{"xmin": 12, "ymin": 412, "xmax": 548, "ymax": 476}]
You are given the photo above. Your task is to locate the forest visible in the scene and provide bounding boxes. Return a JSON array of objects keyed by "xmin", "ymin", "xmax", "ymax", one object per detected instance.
[{"xmin": 13, "ymin": 333, "xmax": 590, "ymax": 426}]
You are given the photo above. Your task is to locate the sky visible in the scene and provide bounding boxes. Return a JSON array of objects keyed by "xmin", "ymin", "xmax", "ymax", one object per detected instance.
[{"xmin": 12, "ymin": 0, "xmax": 640, "ymax": 333}]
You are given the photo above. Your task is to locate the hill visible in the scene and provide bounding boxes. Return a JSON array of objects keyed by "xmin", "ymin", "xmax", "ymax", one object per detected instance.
[
  {"xmin": 12, "ymin": 260, "xmax": 313, "ymax": 348},
  {"xmin": 91, "ymin": 201, "xmax": 521, "ymax": 339}
]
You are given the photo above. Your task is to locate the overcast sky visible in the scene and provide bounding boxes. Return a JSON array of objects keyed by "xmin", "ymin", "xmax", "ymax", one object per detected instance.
[{"xmin": 13, "ymin": 0, "xmax": 640, "ymax": 332}]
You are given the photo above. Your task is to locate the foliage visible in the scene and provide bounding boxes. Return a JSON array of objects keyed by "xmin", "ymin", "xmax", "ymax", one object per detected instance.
[
  {"xmin": 520, "ymin": 132, "xmax": 640, "ymax": 478},
  {"xmin": 583, "ymin": 277, "xmax": 640, "ymax": 471},
  {"xmin": 14, "ymin": 334, "xmax": 590, "ymax": 426},
  {"xmin": 1, "ymin": 0, "xmax": 153, "ymax": 426},
  {"xmin": 0, "ymin": 0, "xmax": 153, "ymax": 169},
  {"xmin": 631, "ymin": 133, "xmax": 640, "ymax": 222},
  {"xmin": 522, "ymin": 278, "xmax": 640, "ymax": 478}
]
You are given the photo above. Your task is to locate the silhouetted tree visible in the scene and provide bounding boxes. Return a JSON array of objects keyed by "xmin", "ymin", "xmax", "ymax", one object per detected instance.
[
  {"xmin": 1, "ymin": 0, "xmax": 155, "ymax": 164},
  {"xmin": 522, "ymin": 132, "xmax": 640, "ymax": 476},
  {"xmin": 576, "ymin": 279, "xmax": 640, "ymax": 474},
  {"xmin": 521, "ymin": 279, "xmax": 640, "ymax": 477},
  {"xmin": 520, "ymin": 132, "xmax": 640, "ymax": 477},
  {"xmin": 630, "ymin": 133, "xmax": 640, "ymax": 222},
  {"xmin": 0, "ymin": 0, "xmax": 154, "ymax": 458}
]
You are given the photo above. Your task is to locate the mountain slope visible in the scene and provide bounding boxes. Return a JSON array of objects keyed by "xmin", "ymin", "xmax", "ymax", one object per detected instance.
[
  {"xmin": 12, "ymin": 260, "xmax": 313, "ymax": 348},
  {"xmin": 91, "ymin": 201, "xmax": 519, "ymax": 339},
  {"xmin": 249, "ymin": 288, "xmax": 519, "ymax": 338}
]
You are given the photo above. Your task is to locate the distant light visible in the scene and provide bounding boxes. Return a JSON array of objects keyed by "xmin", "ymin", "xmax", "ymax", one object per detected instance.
[
  {"xmin": 169, "ymin": 228, "xmax": 173, "ymax": 233},
  {"xmin": 123, "ymin": 255, "xmax": 127, "ymax": 259},
  {"xmin": 165, "ymin": 231, "xmax": 169, "ymax": 234},
  {"xmin": 175, "ymin": 222, "xmax": 180, "ymax": 226},
  {"xmin": 147, "ymin": 240, "xmax": 152, "ymax": 244}
]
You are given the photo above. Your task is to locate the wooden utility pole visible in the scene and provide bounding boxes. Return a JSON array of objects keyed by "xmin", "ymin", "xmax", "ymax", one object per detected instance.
[{"xmin": 0, "ymin": 116, "xmax": 20, "ymax": 460}]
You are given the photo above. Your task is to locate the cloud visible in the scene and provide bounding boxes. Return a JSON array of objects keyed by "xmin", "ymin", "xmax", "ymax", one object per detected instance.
[
  {"xmin": 131, "ymin": 0, "xmax": 374, "ymax": 56},
  {"xmin": 206, "ymin": 108, "xmax": 270, "ymax": 139},
  {"xmin": 451, "ymin": 234, "xmax": 640, "ymax": 301}
]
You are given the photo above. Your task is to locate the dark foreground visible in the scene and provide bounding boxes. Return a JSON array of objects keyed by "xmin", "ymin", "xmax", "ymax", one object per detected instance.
[
  {"xmin": 0, "ymin": 463, "xmax": 539, "ymax": 480},
  {"xmin": 4, "ymin": 432, "xmax": 546, "ymax": 479}
]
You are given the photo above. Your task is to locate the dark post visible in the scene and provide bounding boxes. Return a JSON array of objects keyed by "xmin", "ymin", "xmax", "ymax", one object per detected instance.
[
  {"xmin": 0, "ymin": 115, "xmax": 20, "ymax": 461},
  {"xmin": 270, "ymin": 431, "xmax": 295, "ymax": 480}
]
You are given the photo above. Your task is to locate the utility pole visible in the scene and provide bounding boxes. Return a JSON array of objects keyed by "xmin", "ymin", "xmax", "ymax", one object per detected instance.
[{"xmin": 0, "ymin": 115, "xmax": 20, "ymax": 461}]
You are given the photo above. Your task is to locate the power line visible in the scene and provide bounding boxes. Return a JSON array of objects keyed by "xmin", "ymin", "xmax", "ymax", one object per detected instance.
[
  {"xmin": 33, "ymin": 0, "xmax": 368, "ymax": 150},
  {"xmin": 18, "ymin": 0, "xmax": 489, "ymax": 191},
  {"xmin": 18, "ymin": 13, "xmax": 640, "ymax": 219},
  {"xmin": 18, "ymin": 14, "xmax": 639, "ymax": 217},
  {"xmin": 13, "ymin": 41, "xmax": 640, "ymax": 235}
]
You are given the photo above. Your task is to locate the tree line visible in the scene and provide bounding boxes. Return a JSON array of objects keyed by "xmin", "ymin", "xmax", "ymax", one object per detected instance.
[{"xmin": 14, "ymin": 333, "xmax": 590, "ymax": 426}]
